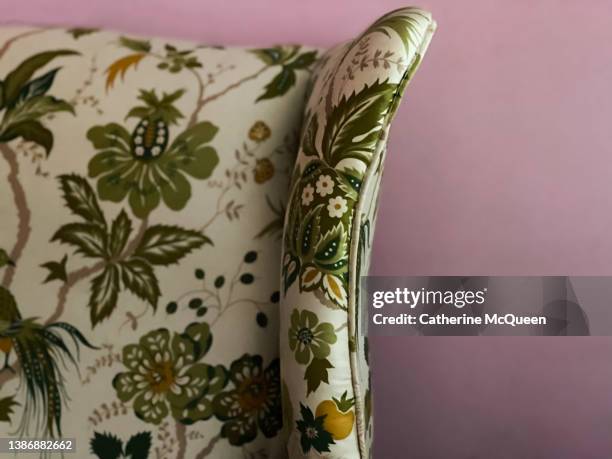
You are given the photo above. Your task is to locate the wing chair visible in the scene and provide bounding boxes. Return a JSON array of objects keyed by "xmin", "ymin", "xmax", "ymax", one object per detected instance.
[{"xmin": 0, "ymin": 7, "xmax": 435, "ymax": 458}]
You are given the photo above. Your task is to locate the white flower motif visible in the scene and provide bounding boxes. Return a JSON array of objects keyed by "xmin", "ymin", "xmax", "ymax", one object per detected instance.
[
  {"xmin": 315, "ymin": 174, "xmax": 334, "ymax": 196},
  {"xmin": 156, "ymin": 136, "xmax": 165, "ymax": 144},
  {"xmin": 327, "ymin": 196, "xmax": 348, "ymax": 218},
  {"xmin": 135, "ymin": 146, "xmax": 145, "ymax": 156},
  {"xmin": 301, "ymin": 184, "xmax": 315, "ymax": 206},
  {"xmin": 134, "ymin": 136, "xmax": 143, "ymax": 145},
  {"xmin": 151, "ymin": 146, "xmax": 162, "ymax": 157}
]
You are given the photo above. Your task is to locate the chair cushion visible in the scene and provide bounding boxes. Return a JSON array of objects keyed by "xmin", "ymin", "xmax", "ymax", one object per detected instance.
[
  {"xmin": 280, "ymin": 8, "xmax": 436, "ymax": 458},
  {"xmin": 0, "ymin": 26, "xmax": 317, "ymax": 457}
]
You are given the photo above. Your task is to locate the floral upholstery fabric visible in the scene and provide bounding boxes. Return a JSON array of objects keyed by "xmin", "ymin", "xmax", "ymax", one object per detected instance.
[
  {"xmin": 280, "ymin": 8, "xmax": 435, "ymax": 459},
  {"xmin": 0, "ymin": 26, "xmax": 317, "ymax": 458},
  {"xmin": 0, "ymin": 7, "xmax": 435, "ymax": 459}
]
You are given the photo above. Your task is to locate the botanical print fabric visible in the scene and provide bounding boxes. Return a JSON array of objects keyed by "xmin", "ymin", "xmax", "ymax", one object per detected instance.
[
  {"xmin": 280, "ymin": 8, "xmax": 435, "ymax": 459},
  {"xmin": 0, "ymin": 26, "xmax": 318, "ymax": 458}
]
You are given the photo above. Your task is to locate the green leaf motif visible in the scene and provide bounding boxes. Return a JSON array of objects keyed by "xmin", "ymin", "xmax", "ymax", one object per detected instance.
[
  {"xmin": 322, "ymin": 79, "xmax": 396, "ymax": 167},
  {"xmin": 314, "ymin": 223, "xmax": 347, "ymax": 266},
  {"xmin": 301, "ymin": 114, "xmax": 319, "ymax": 157},
  {"xmin": 288, "ymin": 50, "xmax": 318, "ymax": 70},
  {"xmin": 119, "ymin": 36, "xmax": 152, "ymax": 53},
  {"xmin": 15, "ymin": 67, "xmax": 59, "ymax": 104},
  {"xmin": 250, "ymin": 47, "xmax": 288, "ymax": 65},
  {"xmin": 256, "ymin": 67, "xmax": 296, "ymax": 102},
  {"xmin": 304, "ymin": 357, "xmax": 333, "ymax": 395},
  {"xmin": 0, "ymin": 120, "xmax": 53, "ymax": 155},
  {"xmin": 68, "ymin": 28, "xmax": 99, "ymax": 39},
  {"xmin": 0, "ymin": 396, "xmax": 19, "ymax": 423},
  {"xmin": 41, "ymin": 254, "xmax": 68, "ymax": 283},
  {"xmin": 52, "ymin": 223, "xmax": 108, "ymax": 259},
  {"xmin": 124, "ymin": 431, "xmax": 152, "ymax": 459},
  {"xmin": 89, "ymin": 263, "xmax": 121, "ymax": 326},
  {"xmin": 2, "ymin": 49, "xmax": 79, "ymax": 108},
  {"xmin": 90, "ymin": 431, "xmax": 123, "ymax": 459},
  {"xmin": 120, "ymin": 258, "xmax": 160, "ymax": 308},
  {"xmin": 298, "ymin": 204, "xmax": 323, "ymax": 258},
  {"xmin": 58, "ymin": 174, "xmax": 106, "ymax": 226},
  {"xmin": 109, "ymin": 210, "xmax": 132, "ymax": 257},
  {"xmin": 363, "ymin": 8, "xmax": 429, "ymax": 53},
  {"xmin": 134, "ymin": 225, "xmax": 211, "ymax": 266},
  {"xmin": 0, "ymin": 248, "xmax": 15, "ymax": 268}
]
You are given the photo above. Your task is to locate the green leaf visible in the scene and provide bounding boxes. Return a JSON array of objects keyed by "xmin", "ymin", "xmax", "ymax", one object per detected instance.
[
  {"xmin": 288, "ymin": 50, "xmax": 318, "ymax": 69},
  {"xmin": 120, "ymin": 258, "xmax": 160, "ymax": 308},
  {"xmin": 41, "ymin": 254, "xmax": 68, "ymax": 283},
  {"xmin": 250, "ymin": 47, "xmax": 285, "ymax": 65},
  {"xmin": 301, "ymin": 114, "xmax": 319, "ymax": 157},
  {"xmin": 58, "ymin": 174, "xmax": 106, "ymax": 226},
  {"xmin": 314, "ymin": 223, "xmax": 347, "ymax": 266},
  {"xmin": 0, "ymin": 396, "xmax": 18, "ymax": 423},
  {"xmin": 67, "ymin": 28, "xmax": 98, "ymax": 39},
  {"xmin": 0, "ymin": 248, "xmax": 15, "ymax": 268},
  {"xmin": 363, "ymin": 8, "xmax": 429, "ymax": 54},
  {"xmin": 90, "ymin": 431, "xmax": 123, "ymax": 459},
  {"xmin": 52, "ymin": 223, "xmax": 108, "ymax": 259},
  {"xmin": 134, "ymin": 225, "xmax": 210, "ymax": 266},
  {"xmin": 321, "ymin": 80, "xmax": 396, "ymax": 167},
  {"xmin": 119, "ymin": 36, "xmax": 152, "ymax": 53},
  {"xmin": 3, "ymin": 49, "xmax": 79, "ymax": 106},
  {"xmin": 12, "ymin": 94, "xmax": 74, "ymax": 116},
  {"xmin": 89, "ymin": 263, "xmax": 121, "ymax": 326},
  {"xmin": 15, "ymin": 67, "xmax": 59, "ymax": 103},
  {"xmin": 256, "ymin": 67, "xmax": 296, "ymax": 102},
  {"xmin": 298, "ymin": 204, "xmax": 323, "ymax": 258},
  {"xmin": 0, "ymin": 120, "xmax": 53, "ymax": 155},
  {"xmin": 109, "ymin": 209, "xmax": 132, "ymax": 257},
  {"xmin": 304, "ymin": 358, "xmax": 333, "ymax": 395},
  {"xmin": 125, "ymin": 431, "xmax": 152, "ymax": 459}
]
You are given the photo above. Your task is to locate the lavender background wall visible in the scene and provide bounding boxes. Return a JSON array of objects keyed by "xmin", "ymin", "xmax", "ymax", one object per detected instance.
[{"xmin": 3, "ymin": 0, "xmax": 612, "ymax": 457}]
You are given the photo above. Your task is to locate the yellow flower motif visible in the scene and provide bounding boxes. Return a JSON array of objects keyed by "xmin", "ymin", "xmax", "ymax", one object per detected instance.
[
  {"xmin": 248, "ymin": 121, "xmax": 271, "ymax": 142},
  {"xmin": 253, "ymin": 158, "xmax": 275, "ymax": 184}
]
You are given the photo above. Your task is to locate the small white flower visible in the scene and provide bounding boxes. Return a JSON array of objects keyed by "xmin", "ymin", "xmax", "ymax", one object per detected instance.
[
  {"xmin": 151, "ymin": 146, "xmax": 162, "ymax": 156},
  {"xmin": 137, "ymin": 127, "xmax": 145, "ymax": 134},
  {"xmin": 157, "ymin": 121, "xmax": 165, "ymax": 127},
  {"xmin": 301, "ymin": 184, "xmax": 315, "ymax": 206},
  {"xmin": 156, "ymin": 136, "xmax": 165, "ymax": 144},
  {"xmin": 327, "ymin": 196, "xmax": 348, "ymax": 218},
  {"xmin": 141, "ymin": 120, "xmax": 149, "ymax": 127},
  {"xmin": 315, "ymin": 174, "xmax": 334, "ymax": 196},
  {"xmin": 135, "ymin": 146, "xmax": 145, "ymax": 156},
  {"xmin": 134, "ymin": 136, "xmax": 143, "ymax": 145}
]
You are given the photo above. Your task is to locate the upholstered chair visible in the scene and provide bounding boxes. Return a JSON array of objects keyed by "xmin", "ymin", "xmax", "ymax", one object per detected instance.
[{"xmin": 0, "ymin": 8, "xmax": 434, "ymax": 458}]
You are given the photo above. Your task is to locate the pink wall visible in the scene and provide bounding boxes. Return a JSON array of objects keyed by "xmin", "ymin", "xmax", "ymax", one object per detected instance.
[{"xmin": 3, "ymin": 1, "xmax": 612, "ymax": 457}]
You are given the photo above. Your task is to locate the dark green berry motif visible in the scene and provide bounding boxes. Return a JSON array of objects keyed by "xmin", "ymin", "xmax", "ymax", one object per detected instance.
[
  {"xmin": 165, "ymin": 301, "xmax": 178, "ymax": 314},
  {"xmin": 214, "ymin": 276, "xmax": 225, "ymax": 289},
  {"xmin": 256, "ymin": 312, "xmax": 268, "ymax": 328},
  {"xmin": 189, "ymin": 298, "xmax": 203, "ymax": 309}
]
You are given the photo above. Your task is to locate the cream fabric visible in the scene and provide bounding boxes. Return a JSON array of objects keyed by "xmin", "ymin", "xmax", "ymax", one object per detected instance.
[{"xmin": 0, "ymin": 26, "xmax": 317, "ymax": 458}]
